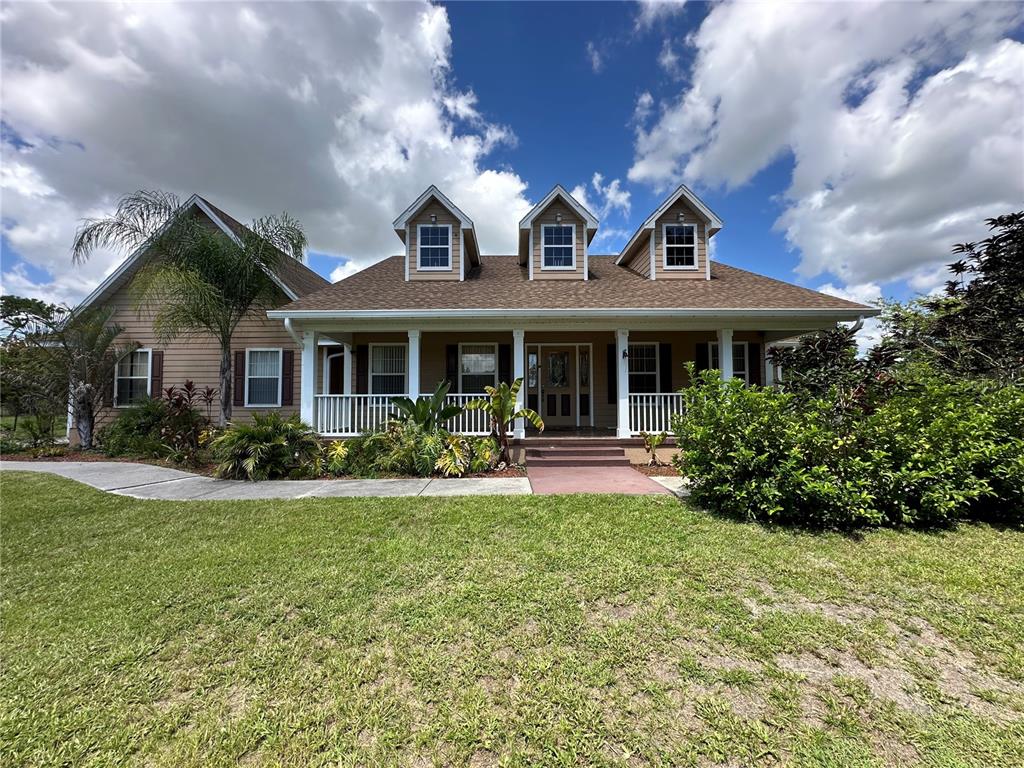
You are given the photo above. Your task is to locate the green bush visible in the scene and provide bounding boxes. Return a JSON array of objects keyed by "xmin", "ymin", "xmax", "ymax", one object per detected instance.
[
  {"xmin": 97, "ymin": 394, "xmax": 207, "ymax": 464},
  {"xmin": 673, "ymin": 368, "xmax": 1023, "ymax": 529},
  {"xmin": 332, "ymin": 426, "xmax": 500, "ymax": 478},
  {"xmin": 210, "ymin": 412, "xmax": 322, "ymax": 480}
]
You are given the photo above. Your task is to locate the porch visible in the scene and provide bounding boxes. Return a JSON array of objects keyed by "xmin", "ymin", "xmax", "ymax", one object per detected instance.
[{"xmin": 295, "ymin": 328, "xmax": 775, "ymax": 439}]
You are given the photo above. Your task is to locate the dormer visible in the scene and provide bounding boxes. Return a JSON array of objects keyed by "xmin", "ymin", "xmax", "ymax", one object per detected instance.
[
  {"xmin": 393, "ymin": 186, "xmax": 480, "ymax": 281},
  {"xmin": 518, "ymin": 185, "xmax": 599, "ymax": 281},
  {"xmin": 616, "ymin": 184, "xmax": 723, "ymax": 280}
]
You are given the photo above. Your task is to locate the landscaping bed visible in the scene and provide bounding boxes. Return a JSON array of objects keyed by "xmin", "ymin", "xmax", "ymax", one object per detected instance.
[{"xmin": 3, "ymin": 471, "xmax": 1022, "ymax": 767}]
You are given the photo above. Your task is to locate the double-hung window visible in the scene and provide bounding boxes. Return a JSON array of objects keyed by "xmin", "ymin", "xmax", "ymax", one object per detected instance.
[
  {"xmin": 710, "ymin": 342, "xmax": 749, "ymax": 383},
  {"xmin": 370, "ymin": 344, "xmax": 407, "ymax": 394},
  {"xmin": 246, "ymin": 349, "xmax": 282, "ymax": 407},
  {"xmin": 114, "ymin": 349, "xmax": 151, "ymax": 406},
  {"xmin": 663, "ymin": 223, "xmax": 697, "ymax": 269},
  {"xmin": 417, "ymin": 224, "xmax": 451, "ymax": 270},
  {"xmin": 460, "ymin": 344, "xmax": 497, "ymax": 393},
  {"xmin": 628, "ymin": 343, "xmax": 659, "ymax": 393},
  {"xmin": 542, "ymin": 224, "xmax": 575, "ymax": 269}
]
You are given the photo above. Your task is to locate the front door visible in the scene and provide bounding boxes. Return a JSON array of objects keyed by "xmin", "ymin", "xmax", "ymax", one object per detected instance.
[{"xmin": 541, "ymin": 346, "xmax": 576, "ymax": 428}]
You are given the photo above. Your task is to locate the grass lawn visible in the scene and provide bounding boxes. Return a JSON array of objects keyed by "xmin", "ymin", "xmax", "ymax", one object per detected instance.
[{"xmin": 2, "ymin": 472, "xmax": 1022, "ymax": 767}]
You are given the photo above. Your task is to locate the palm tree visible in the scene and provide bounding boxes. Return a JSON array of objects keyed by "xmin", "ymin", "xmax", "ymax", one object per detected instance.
[
  {"xmin": 465, "ymin": 378, "xmax": 543, "ymax": 465},
  {"xmin": 72, "ymin": 191, "xmax": 307, "ymax": 425}
]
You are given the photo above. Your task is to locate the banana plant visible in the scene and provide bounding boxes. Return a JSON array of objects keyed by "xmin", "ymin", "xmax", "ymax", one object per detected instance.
[
  {"xmin": 465, "ymin": 378, "xmax": 543, "ymax": 465},
  {"xmin": 390, "ymin": 380, "xmax": 464, "ymax": 433}
]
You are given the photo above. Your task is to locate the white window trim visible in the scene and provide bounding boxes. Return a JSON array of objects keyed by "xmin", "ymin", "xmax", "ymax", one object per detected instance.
[
  {"xmin": 662, "ymin": 222, "xmax": 699, "ymax": 271},
  {"xmin": 541, "ymin": 223, "xmax": 577, "ymax": 271},
  {"xmin": 368, "ymin": 342, "xmax": 408, "ymax": 395},
  {"xmin": 710, "ymin": 341, "xmax": 750, "ymax": 383},
  {"xmin": 628, "ymin": 342, "xmax": 660, "ymax": 394},
  {"xmin": 416, "ymin": 223, "xmax": 453, "ymax": 272},
  {"xmin": 244, "ymin": 347, "xmax": 283, "ymax": 408},
  {"xmin": 458, "ymin": 342, "xmax": 498, "ymax": 393},
  {"xmin": 114, "ymin": 347, "xmax": 152, "ymax": 408}
]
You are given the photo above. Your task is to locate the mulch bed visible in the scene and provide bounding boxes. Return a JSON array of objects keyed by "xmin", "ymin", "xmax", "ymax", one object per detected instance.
[{"xmin": 632, "ymin": 464, "xmax": 681, "ymax": 477}]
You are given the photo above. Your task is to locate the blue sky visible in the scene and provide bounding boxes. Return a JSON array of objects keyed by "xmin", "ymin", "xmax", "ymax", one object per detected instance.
[{"xmin": 2, "ymin": 1, "xmax": 1022, "ymax": 321}]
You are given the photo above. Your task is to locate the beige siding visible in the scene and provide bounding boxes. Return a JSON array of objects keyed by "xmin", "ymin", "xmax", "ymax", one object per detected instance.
[
  {"xmin": 652, "ymin": 199, "xmax": 708, "ymax": 280},
  {"xmin": 408, "ymin": 201, "xmax": 462, "ymax": 281},
  {"xmin": 80, "ymin": 281, "xmax": 302, "ymax": 439},
  {"xmin": 530, "ymin": 200, "xmax": 586, "ymax": 280}
]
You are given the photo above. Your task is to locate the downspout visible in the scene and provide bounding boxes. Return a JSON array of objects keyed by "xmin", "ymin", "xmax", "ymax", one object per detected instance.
[{"xmin": 283, "ymin": 317, "xmax": 302, "ymax": 347}]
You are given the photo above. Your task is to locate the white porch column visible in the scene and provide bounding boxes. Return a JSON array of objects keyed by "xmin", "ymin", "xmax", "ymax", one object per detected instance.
[
  {"xmin": 342, "ymin": 343, "xmax": 353, "ymax": 395},
  {"xmin": 512, "ymin": 329, "xmax": 525, "ymax": 439},
  {"xmin": 300, "ymin": 330, "xmax": 317, "ymax": 427},
  {"xmin": 616, "ymin": 329, "xmax": 630, "ymax": 438},
  {"xmin": 717, "ymin": 328, "xmax": 734, "ymax": 381},
  {"xmin": 407, "ymin": 330, "xmax": 421, "ymax": 397}
]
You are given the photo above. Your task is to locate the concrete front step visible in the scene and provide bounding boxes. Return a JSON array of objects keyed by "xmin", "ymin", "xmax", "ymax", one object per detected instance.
[
  {"xmin": 525, "ymin": 447, "xmax": 625, "ymax": 459},
  {"xmin": 527, "ymin": 456, "xmax": 631, "ymax": 468}
]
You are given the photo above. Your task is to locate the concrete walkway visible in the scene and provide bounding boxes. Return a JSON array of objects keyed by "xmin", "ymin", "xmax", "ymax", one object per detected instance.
[
  {"xmin": 0, "ymin": 461, "xmax": 531, "ymax": 499},
  {"xmin": 527, "ymin": 465, "xmax": 673, "ymax": 496}
]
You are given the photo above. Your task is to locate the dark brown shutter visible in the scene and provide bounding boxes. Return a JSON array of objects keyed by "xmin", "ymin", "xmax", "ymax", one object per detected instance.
[
  {"xmin": 233, "ymin": 351, "xmax": 245, "ymax": 406},
  {"xmin": 281, "ymin": 350, "xmax": 295, "ymax": 406},
  {"xmin": 695, "ymin": 342, "xmax": 709, "ymax": 372},
  {"xmin": 748, "ymin": 343, "xmax": 762, "ymax": 386},
  {"xmin": 607, "ymin": 344, "xmax": 617, "ymax": 404},
  {"xmin": 102, "ymin": 372, "xmax": 114, "ymax": 407},
  {"xmin": 659, "ymin": 342, "xmax": 672, "ymax": 393},
  {"xmin": 445, "ymin": 344, "xmax": 459, "ymax": 392},
  {"xmin": 498, "ymin": 344, "xmax": 511, "ymax": 385},
  {"xmin": 355, "ymin": 345, "xmax": 369, "ymax": 394},
  {"xmin": 150, "ymin": 351, "xmax": 164, "ymax": 399}
]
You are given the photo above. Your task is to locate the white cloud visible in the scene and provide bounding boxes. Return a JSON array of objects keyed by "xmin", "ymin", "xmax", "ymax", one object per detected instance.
[
  {"xmin": 329, "ymin": 260, "xmax": 362, "ymax": 284},
  {"xmin": 571, "ymin": 172, "xmax": 632, "ymax": 221},
  {"xmin": 586, "ymin": 41, "xmax": 603, "ymax": 73},
  {"xmin": 629, "ymin": 1, "xmax": 1024, "ymax": 291},
  {"xmin": 635, "ymin": 0, "xmax": 687, "ymax": 33},
  {"xmin": 632, "ymin": 91, "xmax": 655, "ymax": 124},
  {"xmin": 0, "ymin": 1, "xmax": 532, "ymax": 305},
  {"xmin": 657, "ymin": 39, "xmax": 682, "ymax": 78}
]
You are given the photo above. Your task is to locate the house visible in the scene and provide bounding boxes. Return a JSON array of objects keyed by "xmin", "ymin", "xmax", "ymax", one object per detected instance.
[
  {"xmin": 266, "ymin": 184, "xmax": 876, "ymax": 442},
  {"xmin": 70, "ymin": 195, "xmax": 329, "ymax": 439}
]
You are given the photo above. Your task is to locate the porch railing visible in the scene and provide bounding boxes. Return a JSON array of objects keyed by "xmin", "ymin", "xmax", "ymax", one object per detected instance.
[
  {"xmin": 628, "ymin": 393, "xmax": 685, "ymax": 435},
  {"xmin": 313, "ymin": 393, "xmax": 491, "ymax": 437}
]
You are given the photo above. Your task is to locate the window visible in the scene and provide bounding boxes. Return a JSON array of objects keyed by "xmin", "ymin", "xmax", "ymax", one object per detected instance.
[
  {"xmin": 663, "ymin": 223, "xmax": 697, "ymax": 269},
  {"xmin": 370, "ymin": 344, "xmax": 407, "ymax": 394},
  {"xmin": 460, "ymin": 344, "xmax": 497, "ymax": 393},
  {"xmin": 527, "ymin": 352, "xmax": 538, "ymax": 388},
  {"xmin": 114, "ymin": 349, "xmax": 151, "ymax": 406},
  {"xmin": 246, "ymin": 349, "xmax": 282, "ymax": 407},
  {"xmin": 710, "ymin": 342, "xmax": 749, "ymax": 383},
  {"xmin": 417, "ymin": 224, "xmax": 451, "ymax": 270},
  {"xmin": 542, "ymin": 224, "xmax": 575, "ymax": 269},
  {"xmin": 628, "ymin": 343, "xmax": 658, "ymax": 393}
]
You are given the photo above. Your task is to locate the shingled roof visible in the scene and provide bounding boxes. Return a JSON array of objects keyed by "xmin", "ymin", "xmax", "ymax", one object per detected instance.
[{"xmin": 276, "ymin": 255, "xmax": 872, "ymax": 313}]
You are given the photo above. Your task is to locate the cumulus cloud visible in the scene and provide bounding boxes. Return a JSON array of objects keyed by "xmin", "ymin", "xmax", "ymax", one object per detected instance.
[
  {"xmin": 634, "ymin": 0, "xmax": 687, "ymax": 32},
  {"xmin": 1, "ymin": 1, "xmax": 532, "ymax": 304},
  {"xmin": 629, "ymin": 1, "xmax": 1024, "ymax": 295},
  {"xmin": 571, "ymin": 172, "xmax": 631, "ymax": 221}
]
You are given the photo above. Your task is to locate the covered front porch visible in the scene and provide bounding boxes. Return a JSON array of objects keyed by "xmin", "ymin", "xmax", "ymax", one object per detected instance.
[{"xmin": 288, "ymin": 323, "xmax": 790, "ymax": 439}]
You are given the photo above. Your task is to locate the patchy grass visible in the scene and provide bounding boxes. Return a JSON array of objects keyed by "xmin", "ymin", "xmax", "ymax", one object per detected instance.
[{"xmin": 1, "ymin": 471, "xmax": 1022, "ymax": 767}]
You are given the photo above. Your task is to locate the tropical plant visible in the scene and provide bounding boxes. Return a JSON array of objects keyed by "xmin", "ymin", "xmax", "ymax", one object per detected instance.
[
  {"xmin": 640, "ymin": 431, "xmax": 668, "ymax": 466},
  {"xmin": 209, "ymin": 412, "xmax": 322, "ymax": 480},
  {"xmin": 71, "ymin": 190, "xmax": 307, "ymax": 425},
  {"xmin": 465, "ymin": 378, "xmax": 543, "ymax": 464},
  {"xmin": 325, "ymin": 440, "xmax": 349, "ymax": 475},
  {"xmin": 435, "ymin": 434, "xmax": 472, "ymax": 477},
  {"xmin": 390, "ymin": 380, "xmax": 463, "ymax": 432},
  {"xmin": 469, "ymin": 436, "xmax": 499, "ymax": 473}
]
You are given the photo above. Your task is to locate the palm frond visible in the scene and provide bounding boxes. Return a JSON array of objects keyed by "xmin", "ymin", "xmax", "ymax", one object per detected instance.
[{"xmin": 72, "ymin": 190, "xmax": 182, "ymax": 264}]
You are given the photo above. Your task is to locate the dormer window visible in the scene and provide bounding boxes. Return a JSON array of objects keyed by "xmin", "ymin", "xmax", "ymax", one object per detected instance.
[
  {"xmin": 663, "ymin": 223, "xmax": 697, "ymax": 269},
  {"xmin": 417, "ymin": 224, "xmax": 452, "ymax": 270},
  {"xmin": 542, "ymin": 224, "xmax": 575, "ymax": 269}
]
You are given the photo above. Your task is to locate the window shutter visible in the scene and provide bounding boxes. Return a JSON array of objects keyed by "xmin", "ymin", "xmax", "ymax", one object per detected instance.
[
  {"xmin": 281, "ymin": 350, "xmax": 295, "ymax": 406},
  {"xmin": 355, "ymin": 345, "xmax": 369, "ymax": 394},
  {"xmin": 659, "ymin": 343, "xmax": 672, "ymax": 393},
  {"xmin": 498, "ymin": 344, "xmax": 512, "ymax": 385},
  {"xmin": 748, "ymin": 343, "xmax": 762, "ymax": 386},
  {"xmin": 102, "ymin": 372, "xmax": 114, "ymax": 407},
  {"xmin": 445, "ymin": 344, "xmax": 459, "ymax": 392},
  {"xmin": 150, "ymin": 351, "xmax": 164, "ymax": 399},
  {"xmin": 233, "ymin": 351, "xmax": 245, "ymax": 406},
  {"xmin": 695, "ymin": 342, "xmax": 709, "ymax": 372},
  {"xmin": 606, "ymin": 344, "xmax": 617, "ymax": 404}
]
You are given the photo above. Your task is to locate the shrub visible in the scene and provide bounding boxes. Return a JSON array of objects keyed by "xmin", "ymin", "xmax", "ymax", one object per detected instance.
[
  {"xmin": 390, "ymin": 381, "xmax": 464, "ymax": 432},
  {"xmin": 673, "ymin": 367, "xmax": 1023, "ymax": 529},
  {"xmin": 331, "ymin": 426, "xmax": 501, "ymax": 478},
  {"xmin": 210, "ymin": 412, "xmax": 322, "ymax": 480},
  {"xmin": 97, "ymin": 389, "xmax": 207, "ymax": 465}
]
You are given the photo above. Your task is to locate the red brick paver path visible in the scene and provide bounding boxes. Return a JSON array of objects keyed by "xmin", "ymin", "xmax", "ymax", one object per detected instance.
[{"xmin": 527, "ymin": 466, "xmax": 672, "ymax": 496}]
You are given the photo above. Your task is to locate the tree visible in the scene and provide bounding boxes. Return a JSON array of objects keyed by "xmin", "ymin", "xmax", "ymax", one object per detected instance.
[
  {"xmin": 71, "ymin": 191, "xmax": 307, "ymax": 425},
  {"xmin": 1, "ymin": 296, "xmax": 62, "ymax": 438},
  {"xmin": 883, "ymin": 211, "xmax": 1024, "ymax": 383},
  {"xmin": 465, "ymin": 378, "xmax": 544, "ymax": 465},
  {"xmin": 1, "ymin": 295, "xmax": 57, "ymax": 342}
]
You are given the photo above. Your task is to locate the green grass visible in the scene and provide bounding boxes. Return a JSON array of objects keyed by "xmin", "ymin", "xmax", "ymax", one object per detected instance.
[{"xmin": 2, "ymin": 472, "xmax": 1022, "ymax": 767}]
